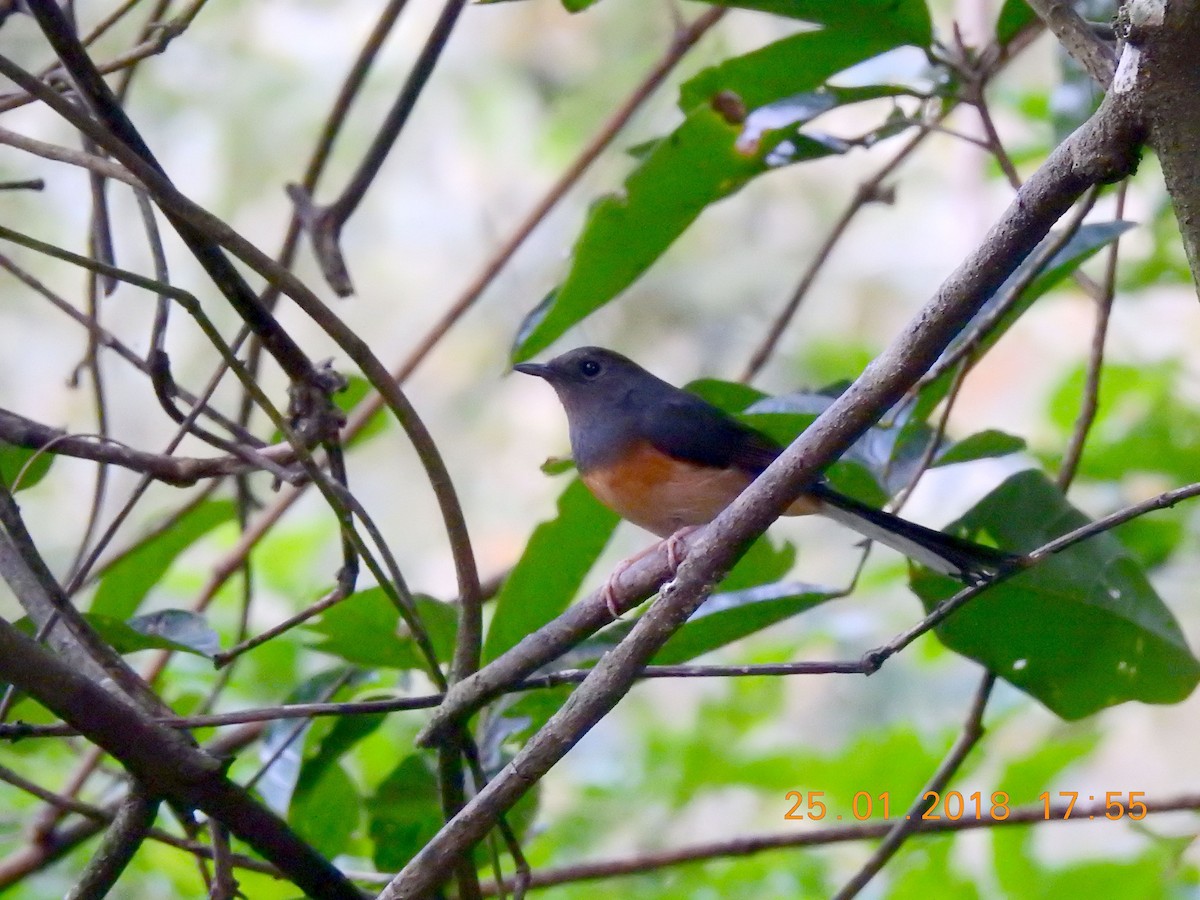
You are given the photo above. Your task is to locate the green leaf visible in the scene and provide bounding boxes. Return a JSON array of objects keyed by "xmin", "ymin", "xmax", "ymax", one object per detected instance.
[
  {"xmin": 996, "ymin": 0, "xmax": 1037, "ymax": 47},
  {"xmin": 911, "ymin": 470, "xmax": 1200, "ymax": 719},
  {"xmin": 335, "ymin": 376, "xmax": 380, "ymax": 439},
  {"xmin": 290, "ymin": 762, "xmax": 359, "ymax": 859},
  {"xmin": 288, "ymin": 709, "xmax": 385, "ymax": 859},
  {"xmin": 684, "ymin": 378, "xmax": 768, "ymax": 413},
  {"xmin": 483, "ymin": 478, "xmax": 618, "ymax": 661},
  {"xmin": 513, "ymin": 25, "xmax": 923, "ymax": 360},
  {"xmin": 933, "ymin": 429, "xmax": 1026, "ymax": 467},
  {"xmin": 368, "ymin": 755, "xmax": 444, "ymax": 871},
  {"xmin": 514, "ymin": 106, "xmax": 812, "ymax": 359},
  {"xmin": 15, "ymin": 612, "xmax": 216, "ymax": 658},
  {"xmin": 0, "ymin": 443, "xmax": 53, "ymax": 492},
  {"xmin": 690, "ymin": 0, "xmax": 933, "ymax": 46},
  {"xmin": 719, "ymin": 533, "xmax": 796, "ymax": 593},
  {"xmin": 691, "ymin": 380, "xmax": 891, "ymax": 503},
  {"xmin": 652, "ymin": 580, "xmax": 838, "ymax": 664},
  {"xmin": 679, "ymin": 29, "xmax": 910, "ymax": 112},
  {"xmin": 301, "ymin": 710, "xmax": 388, "ymax": 790},
  {"xmin": 305, "ymin": 587, "xmax": 457, "ymax": 670},
  {"xmin": 90, "ymin": 499, "xmax": 236, "ymax": 620},
  {"xmin": 583, "ymin": 533, "xmax": 835, "ymax": 666}
]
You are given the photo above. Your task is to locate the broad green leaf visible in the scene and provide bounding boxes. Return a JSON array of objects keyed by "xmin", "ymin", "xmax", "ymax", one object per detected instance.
[
  {"xmin": 514, "ymin": 107, "xmax": 837, "ymax": 360},
  {"xmin": 652, "ymin": 580, "xmax": 838, "ymax": 664},
  {"xmin": 0, "ymin": 443, "xmax": 53, "ymax": 492},
  {"xmin": 685, "ymin": 378, "xmax": 768, "ymax": 412},
  {"xmin": 745, "ymin": 390, "xmax": 920, "ymax": 499},
  {"xmin": 288, "ymin": 709, "xmax": 385, "ymax": 859},
  {"xmin": 686, "ymin": 1, "xmax": 933, "ymax": 45},
  {"xmin": 1111, "ymin": 515, "xmax": 1184, "ymax": 570},
  {"xmin": 691, "ymin": 380, "xmax": 891, "ymax": 503},
  {"xmin": 933, "ymin": 429, "xmax": 1026, "ymax": 467},
  {"xmin": 368, "ymin": 755, "xmax": 444, "ymax": 871},
  {"xmin": 90, "ymin": 499, "xmax": 236, "ymax": 619},
  {"xmin": 554, "ymin": 0, "xmax": 934, "ymax": 43},
  {"xmin": 290, "ymin": 762, "xmax": 359, "ymax": 859},
  {"xmin": 583, "ymin": 542, "xmax": 834, "ymax": 667},
  {"xmin": 483, "ymin": 478, "xmax": 618, "ymax": 661},
  {"xmin": 911, "ymin": 470, "xmax": 1200, "ymax": 719},
  {"xmin": 300, "ymin": 710, "xmax": 388, "ymax": 791},
  {"xmin": 514, "ymin": 23, "xmax": 922, "ymax": 360},
  {"xmin": 679, "ymin": 29, "xmax": 909, "ymax": 112},
  {"xmin": 305, "ymin": 587, "xmax": 457, "ymax": 670},
  {"xmin": 719, "ymin": 532, "xmax": 796, "ymax": 593},
  {"xmin": 996, "ymin": 0, "xmax": 1037, "ymax": 47}
]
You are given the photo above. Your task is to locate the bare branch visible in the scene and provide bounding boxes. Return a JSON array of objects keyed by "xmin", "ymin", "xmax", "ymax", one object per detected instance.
[
  {"xmin": 0, "ymin": 408, "xmax": 299, "ymax": 486},
  {"xmin": 0, "ymin": 616, "xmax": 362, "ymax": 900},
  {"xmin": 469, "ymin": 794, "xmax": 1200, "ymax": 896},
  {"xmin": 66, "ymin": 788, "xmax": 159, "ymax": 900},
  {"xmin": 1026, "ymin": 0, "xmax": 1118, "ymax": 87}
]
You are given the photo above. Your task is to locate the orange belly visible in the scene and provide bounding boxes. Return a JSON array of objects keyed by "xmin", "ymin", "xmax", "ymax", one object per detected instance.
[{"xmin": 581, "ymin": 441, "xmax": 821, "ymax": 537}]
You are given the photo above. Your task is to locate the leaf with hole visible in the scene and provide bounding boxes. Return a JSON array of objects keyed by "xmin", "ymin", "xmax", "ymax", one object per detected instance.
[{"xmin": 911, "ymin": 469, "xmax": 1200, "ymax": 719}]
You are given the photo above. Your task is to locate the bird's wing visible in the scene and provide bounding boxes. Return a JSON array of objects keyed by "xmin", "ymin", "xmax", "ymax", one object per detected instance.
[{"xmin": 639, "ymin": 391, "xmax": 782, "ymax": 473}]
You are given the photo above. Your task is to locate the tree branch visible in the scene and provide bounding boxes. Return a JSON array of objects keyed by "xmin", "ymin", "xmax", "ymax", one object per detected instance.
[{"xmin": 0, "ymin": 616, "xmax": 363, "ymax": 900}]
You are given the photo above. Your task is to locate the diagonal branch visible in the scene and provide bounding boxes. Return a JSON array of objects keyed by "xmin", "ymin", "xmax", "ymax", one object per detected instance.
[
  {"xmin": 0, "ymin": 616, "xmax": 363, "ymax": 900},
  {"xmin": 1026, "ymin": 0, "xmax": 1118, "ymax": 87}
]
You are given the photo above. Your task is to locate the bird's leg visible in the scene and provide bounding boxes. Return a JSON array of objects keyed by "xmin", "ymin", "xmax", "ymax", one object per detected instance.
[{"xmin": 601, "ymin": 526, "xmax": 701, "ymax": 619}]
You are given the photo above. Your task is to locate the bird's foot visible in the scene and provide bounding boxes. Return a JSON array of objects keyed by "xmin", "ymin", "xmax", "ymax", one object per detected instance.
[{"xmin": 601, "ymin": 526, "xmax": 700, "ymax": 620}]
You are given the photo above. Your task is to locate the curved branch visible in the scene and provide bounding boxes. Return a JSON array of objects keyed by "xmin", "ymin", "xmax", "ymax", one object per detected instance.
[{"xmin": 0, "ymin": 409, "xmax": 300, "ymax": 486}]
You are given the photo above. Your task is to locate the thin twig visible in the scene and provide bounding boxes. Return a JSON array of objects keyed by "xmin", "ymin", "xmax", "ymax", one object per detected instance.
[
  {"xmin": 1058, "ymin": 182, "xmax": 1126, "ymax": 489},
  {"xmin": 468, "ymin": 793, "xmax": 1200, "ymax": 895},
  {"xmin": 833, "ymin": 672, "xmax": 995, "ymax": 898}
]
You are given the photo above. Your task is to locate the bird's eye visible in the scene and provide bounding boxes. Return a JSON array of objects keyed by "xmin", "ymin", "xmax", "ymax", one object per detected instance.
[{"xmin": 579, "ymin": 359, "xmax": 602, "ymax": 378}]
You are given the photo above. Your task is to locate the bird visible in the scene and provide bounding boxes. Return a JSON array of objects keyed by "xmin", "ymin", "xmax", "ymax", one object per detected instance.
[{"xmin": 515, "ymin": 346, "xmax": 1014, "ymax": 614}]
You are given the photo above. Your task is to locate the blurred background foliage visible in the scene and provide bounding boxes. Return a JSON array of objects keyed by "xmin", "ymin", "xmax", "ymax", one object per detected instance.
[{"xmin": 1, "ymin": 0, "xmax": 1199, "ymax": 896}]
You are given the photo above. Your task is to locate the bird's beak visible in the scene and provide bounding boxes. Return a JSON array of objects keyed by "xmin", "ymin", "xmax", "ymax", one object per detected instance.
[{"xmin": 513, "ymin": 362, "xmax": 552, "ymax": 379}]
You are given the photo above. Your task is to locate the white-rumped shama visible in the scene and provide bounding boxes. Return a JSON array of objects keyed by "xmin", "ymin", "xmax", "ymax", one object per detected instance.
[{"xmin": 516, "ymin": 346, "xmax": 1014, "ymax": 587}]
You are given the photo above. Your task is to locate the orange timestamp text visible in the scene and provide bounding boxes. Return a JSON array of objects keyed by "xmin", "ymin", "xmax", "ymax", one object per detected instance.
[{"xmin": 784, "ymin": 790, "xmax": 1149, "ymax": 822}]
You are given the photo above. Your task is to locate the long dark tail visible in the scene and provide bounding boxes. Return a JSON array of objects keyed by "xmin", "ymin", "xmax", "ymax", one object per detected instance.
[{"xmin": 808, "ymin": 481, "xmax": 1017, "ymax": 585}]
